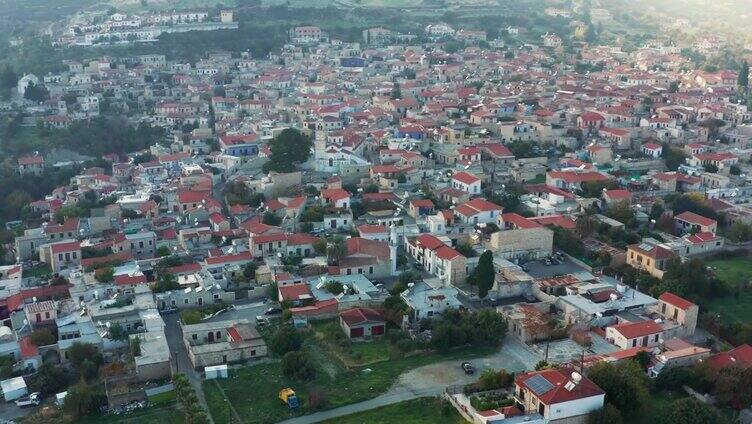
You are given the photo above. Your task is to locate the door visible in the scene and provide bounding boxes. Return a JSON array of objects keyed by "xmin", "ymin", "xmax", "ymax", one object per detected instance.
[
  {"xmin": 350, "ymin": 327, "xmax": 364, "ymax": 338},
  {"xmin": 372, "ymin": 325, "xmax": 385, "ymax": 336},
  {"xmin": 208, "ymin": 331, "xmax": 214, "ymax": 342},
  {"xmin": 642, "ymin": 336, "xmax": 648, "ymax": 347}
]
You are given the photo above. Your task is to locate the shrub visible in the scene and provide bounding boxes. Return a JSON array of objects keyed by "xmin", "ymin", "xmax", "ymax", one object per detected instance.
[
  {"xmin": 270, "ymin": 326, "xmax": 303, "ymax": 355},
  {"xmin": 281, "ymin": 351, "xmax": 316, "ymax": 381}
]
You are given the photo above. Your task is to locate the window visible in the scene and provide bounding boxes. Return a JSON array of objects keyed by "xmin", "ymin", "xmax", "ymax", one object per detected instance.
[{"xmin": 192, "ymin": 334, "xmax": 197, "ymax": 340}]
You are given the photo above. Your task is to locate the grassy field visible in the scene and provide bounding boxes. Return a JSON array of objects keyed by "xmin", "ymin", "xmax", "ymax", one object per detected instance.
[
  {"xmin": 320, "ymin": 397, "xmax": 465, "ymax": 424},
  {"xmin": 706, "ymin": 255, "xmax": 752, "ymax": 286},
  {"xmin": 204, "ymin": 344, "xmax": 496, "ymax": 424},
  {"xmin": 78, "ymin": 403, "xmax": 183, "ymax": 424},
  {"xmin": 635, "ymin": 390, "xmax": 688, "ymax": 424},
  {"xmin": 704, "ymin": 254, "xmax": 752, "ymax": 324},
  {"xmin": 706, "ymin": 292, "xmax": 752, "ymax": 324},
  {"xmin": 311, "ymin": 321, "xmax": 391, "ymax": 367}
]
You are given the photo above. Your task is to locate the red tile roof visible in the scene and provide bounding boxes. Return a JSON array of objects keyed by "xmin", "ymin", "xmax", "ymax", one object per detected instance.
[
  {"xmin": 707, "ymin": 344, "xmax": 752, "ymax": 369},
  {"xmin": 204, "ymin": 251, "xmax": 252, "ymax": 265},
  {"xmin": 604, "ymin": 189, "xmax": 632, "ymax": 200},
  {"xmin": 501, "ymin": 213, "xmax": 542, "ymax": 229},
  {"xmin": 529, "ymin": 215, "xmax": 576, "ymax": 229},
  {"xmin": 548, "ymin": 171, "xmax": 610, "ymax": 184},
  {"xmin": 358, "ymin": 224, "xmax": 388, "ymax": 234},
  {"xmin": 610, "ymin": 321, "xmax": 663, "ymax": 339},
  {"xmin": 435, "ymin": 245, "xmax": 463, "ymax": 260},
  {"xmin": 413, "ymin": 234, "xmax": 445, "ymax": 250},
  {"xmin": 321, "ymin": 188, "xmax": 351, "ymax": 202},
  {"xmin": 675, "ymin": 211, "xmax": 716, "ymax": 227},
  {"xmin": 340, "ymin": 307, "xmax": 384, "ymax": 326},
  {"xmin": 452, "ymin": 171, "xmax": 480, "ymax": 185},
  {"xmin": 19, "ymin": 337, "xmax": 39, "ymax": 358},
  {"xmin": 685, "ymin": 232, "xmax": 718, "ymax": 244},
  {"xmin": 278, "ymin": 283, "xmax": 312, "ymax": 301},
  {"xmin": 287, "ymin": 233, "xmax": 319, "ymax": 246},
  {"xmin": 114, "ymin": 274, "xmax": 147, "ymax": 286},
  {"xmin": 659, "ymin": 292, "xmax": 695, "ymax": 311},
  {"xmin": 515, "ymin": 368, "xmax": 604, "ymax": 405},
  {"xmin": 50, "ymin": 241, "xmax": 81, "ymax": 254},
  {"xmin": 346, "ymin": 238, "xmax": 390, "ymax": 261}
]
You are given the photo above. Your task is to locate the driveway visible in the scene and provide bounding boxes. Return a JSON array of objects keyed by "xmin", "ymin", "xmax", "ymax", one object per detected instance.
[{"xmin": 277, "ymin": 336, "xmax": 539, "ymax": 424}]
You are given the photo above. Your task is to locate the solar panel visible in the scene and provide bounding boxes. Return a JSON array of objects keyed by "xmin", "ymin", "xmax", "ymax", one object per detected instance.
[
  {"xmin": 526, "ymin": 374, "xmax": 554, "ymax": 395},
  {"xmin": 638, "ymin": 243, "xmax": 654, "ymax": 251}
]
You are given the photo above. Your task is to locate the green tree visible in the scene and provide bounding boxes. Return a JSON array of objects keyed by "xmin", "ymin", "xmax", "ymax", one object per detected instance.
[
  {"xmin": 4, "ymin": 190, "xmax": 32, "ymax": 219},
  {"xmin": 30, "ymin": 329, "xmax": 56, "ymax": 346},
  {"xmin": 94, "ymin": 267, "xmax": 115, "ymax": 283},
  {"xmin": 263, "ymin": 128, "xmax": 313, "ymax": 173},
  {"xmin": 726, "ymin": 221, "xmax": 752, "ymax": 242},
  {"xmin": 156, "ymin": 246, "xmax": 171, "ymax": 257},
  {"xmin": 659, "ymin": 398, "xmax": 718, "ymax": 424},
  {"xmin": 153, "ymin": 273, "xmax": 180, "ymax": 293},
  {"xmin": 29, "ymin": 363, "xmax": 70, "ymax": 396},
  {"xmin": 270, "ymin": 326, "xmax": 303, "ymax": 355},
  {"xmin": 475, "ymin": 250, "xmax": 494, "ymax": 299},
  {"xmin": 391, "ymin": 82, "xmax": 401, "ymax": 99},
  {"xmin": 456, "ymin": 243, "xmax": 476, "ymax": 257},
  {"xmin": 662, "ymin": 144, "xmax": 688, "ymax": 171},
  {"xmin": 588, "ymin": 361, "xmax": 649, "ymax": 414},
  {"xmin": 64, "ymin": 382, "xmax": 95, "ymax": 420},
  {"xmin": 739, "ymin": 60, "xmax": 749, "ymax": 89},
  {"xmin": 243, "ymin": 262, "xmax": 258, "ymax": 281},
  {"xmin": 607, "ymin": 201, "xmax": 636, "ymax": 227},
  {"xmin": 324, "ymin": 281, "xmax": 344, "ymax": 295},
  {"xmin": 108, "ymin": 323, "xmax": 128, "ymax": 341},
  {"xmin": 0, "ymin": 66, "xmax": 17, "ymax": 100},
  {"xmin": 588, "ymin": 403, "xmax": 623, "ymax": 424},
  {"xmin": 281, "ymin": 351, "xmax": 316, "ymax": 381},
  {"xmin": 263, "ymin": 212, "xmax": 282, "ymax": 226},
  {"xmin": 23, "ymin": 82, "xmax": 49, "ymax": 103},
  {"xmin": 326, "ymin": 236, "xmax": 347, "ymax": 264}
]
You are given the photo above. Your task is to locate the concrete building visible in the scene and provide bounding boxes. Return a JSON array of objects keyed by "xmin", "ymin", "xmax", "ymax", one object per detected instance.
[
  {"xmin": 182, "ymin": 319, "xmax": 267, "ymax": 369},
  {"xmin": 653, "ymin": 292, "xmax": 698, "ymax": 337},
  {"xmin": 606, "ymin": 320, "xmax": 664, "ymax": 350},
  {"xmin": 514, "ymin": 368, "xmax": 605, "ymax": 423},
  {"xmin": 626, "ymin": 242, "xmax": 677, "ymax": 279},
  {"xmin": 489, "ymin": 213, "xmax": 554, "ymax": 260},
  {"xmin": 339, "ymin": 308, "xmax": 385, "ymax": 339}
]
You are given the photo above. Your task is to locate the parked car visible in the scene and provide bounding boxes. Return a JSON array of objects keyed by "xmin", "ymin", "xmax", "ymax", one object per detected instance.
[
  {"xmin": 265, "ymin": 307, "xmax": 282, "ymax": 315},
  {"xmin": 461, "ymin": 362, "xmax": 475, "ymax": 375},
  {"xmin": 15, "ymin": 392, "xmax": 41, "ymax": 408},
  {"xmin": 543, "ymin": 258, "xmax": 552, "ymax": 266},
  {"xmin": 255, "ymin": 316, "xmax": 268, "ymax": 326}
]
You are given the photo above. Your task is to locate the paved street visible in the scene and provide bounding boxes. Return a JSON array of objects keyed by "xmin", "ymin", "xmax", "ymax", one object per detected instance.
[
  {"xmin": 0, "ymin": 402, "xmax": 31, "ymax": 423},
  {"xmin": 162, "ymin": 311, "xmax": 214, "ymax": 423},
  {"xmin": 277, "ymin": 336, "xmax": 539, "ymax": 424}
]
